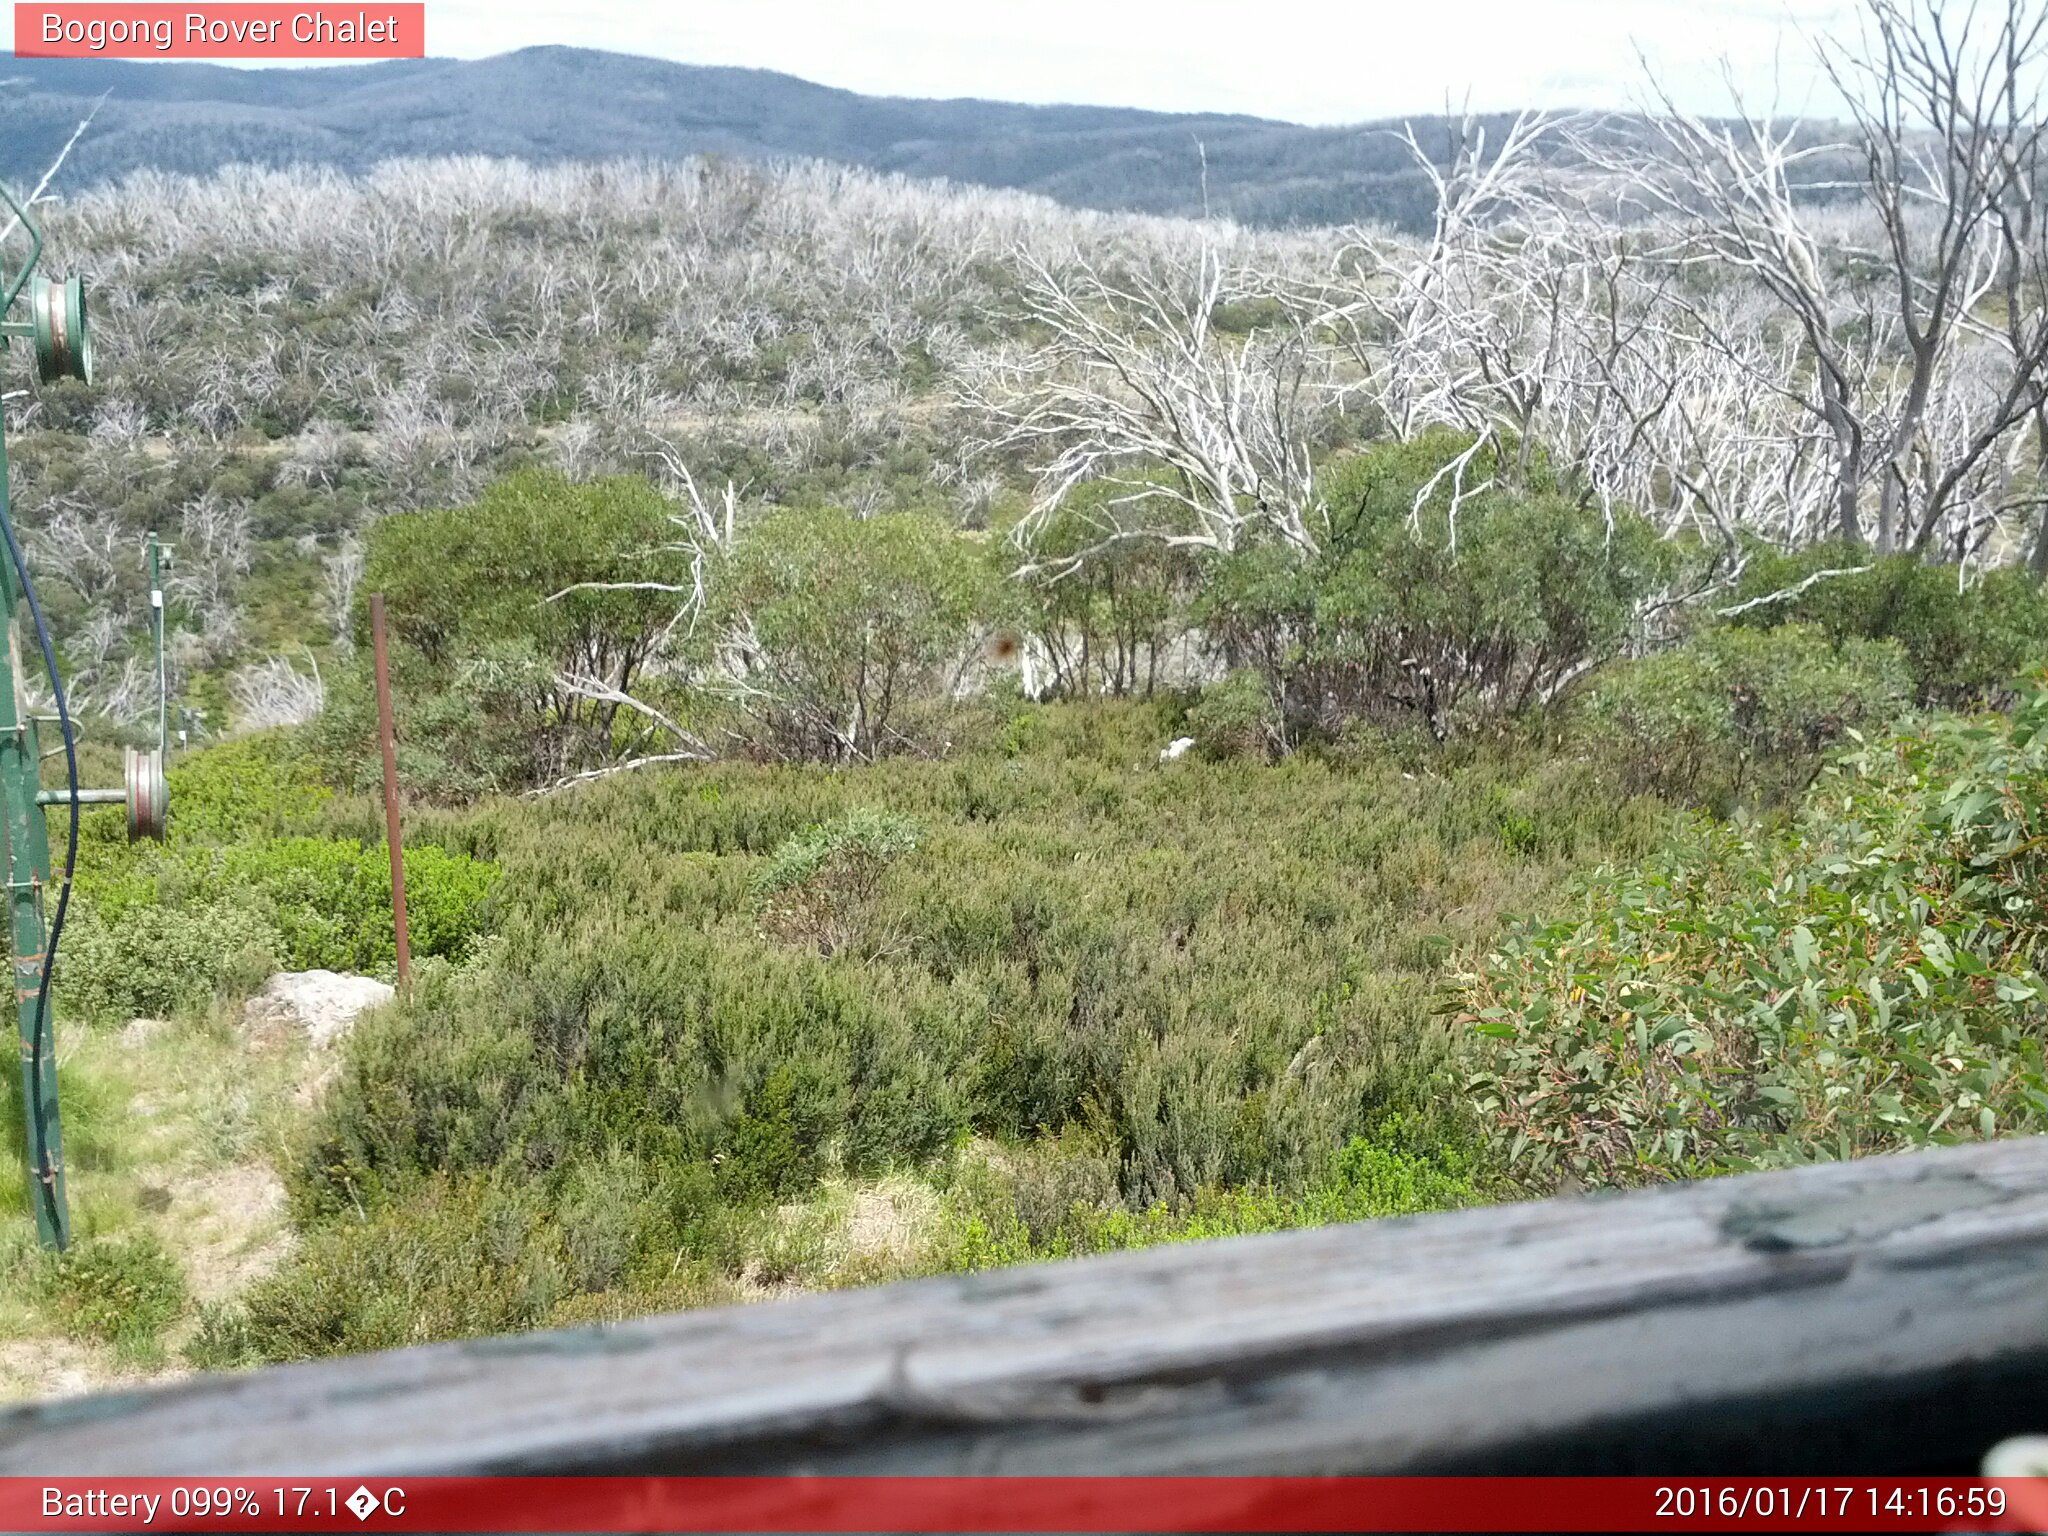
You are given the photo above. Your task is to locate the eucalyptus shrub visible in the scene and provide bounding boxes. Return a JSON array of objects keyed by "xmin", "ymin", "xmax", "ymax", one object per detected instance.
[
  {"xmin": 1465, "ymin": 677, "xmax": 2048, "ymax": 1189},
  {"xmin": 326, "ymin": 470, "xmax": 694, "ymax": 796},
  {"xmin": 1577, "ymin": 625, "xmax": 1912, "ymax": 808},
  {"xmin": 1724, "ymin": 542, "xmax": 2048, "ymax": 708},
  {"xmin": 1197, "ymin": 432, "xmax": 1670, "ymax": 744},
  {"xmin": 714, "ymin": 507, "xmax": 994, "ymax": 761},
  {"xmin": 750, "ymin": 808, "xmax": 921, "ymax": 956},
  {"xmin": 1186, "ymin": 669, "xmax": 1277, "ymax": 760},
  {"xmin": 1003, "ymin": 481, "xmax": 1199, "ymax": 699}
]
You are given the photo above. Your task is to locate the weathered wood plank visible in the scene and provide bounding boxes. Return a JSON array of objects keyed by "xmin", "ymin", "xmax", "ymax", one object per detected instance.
[{"xmin": 5, "ymin": 1138, "xmax": 2047, "ymax": 1475}]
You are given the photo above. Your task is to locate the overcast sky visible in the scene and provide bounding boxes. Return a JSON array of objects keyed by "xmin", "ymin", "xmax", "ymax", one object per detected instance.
[
  {"xmin": 381, "ymin": 0, "xmax": 1867, "ymax": 122},
  {"xmin": 5, "ymin": 0, "xmax": 1868, "ymax": 122}
]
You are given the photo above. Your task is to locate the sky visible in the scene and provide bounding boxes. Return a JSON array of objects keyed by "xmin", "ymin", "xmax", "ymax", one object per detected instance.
[{"xmin": 3, "ymin": 0, "xmax": 1867, "ymax": 123}]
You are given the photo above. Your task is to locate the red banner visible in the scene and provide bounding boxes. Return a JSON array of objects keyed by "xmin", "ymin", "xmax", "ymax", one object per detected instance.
[
  {"xmin": 3, "ymin": 1477, "xmax": 2046, "ymax": 1532},
  {"xmin": 13, "ymin": 4, "xmax": 424, "ymax": 58}
]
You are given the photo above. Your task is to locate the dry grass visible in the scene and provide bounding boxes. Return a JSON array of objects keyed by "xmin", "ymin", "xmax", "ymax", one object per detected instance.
[{"xmin": 0, "ymin": 1004, "xmax": 319, "ymax": 1403}]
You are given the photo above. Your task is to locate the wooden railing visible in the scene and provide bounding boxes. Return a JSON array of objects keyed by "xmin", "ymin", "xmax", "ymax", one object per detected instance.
[{"xmin": 4, "ymin": 1137, "xmax": 2046, "ymax": 1476}]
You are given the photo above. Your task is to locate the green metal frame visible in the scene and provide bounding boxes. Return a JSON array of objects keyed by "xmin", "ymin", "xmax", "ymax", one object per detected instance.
[
  {"xmin": 1, "ymin": 180, "xmax": 65, "ymax": 1249},
  {"xmin": 2, "ymin": 175, "xmax": 162, "ymax": 1250}
]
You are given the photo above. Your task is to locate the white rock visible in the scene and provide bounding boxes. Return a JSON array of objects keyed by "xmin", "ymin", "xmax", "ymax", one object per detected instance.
[
  {"xmin": 1159, "ymin": 736, "xmax": 1196, "ymax": 762},
  {"xmin": 120, "ymin": 1017, "xmax": 168, "ymax": 1047},
  {"xmin": 242, "ymin": 970, "xmax": 395, "ymax": 1050}
]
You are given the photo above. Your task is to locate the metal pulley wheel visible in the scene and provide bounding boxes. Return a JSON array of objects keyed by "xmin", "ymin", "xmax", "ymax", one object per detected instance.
[
  {"xmin": 31, "ymin": 274, "xmax": 92, "ymax": 386},
  {"xmin": 124, "ymin": 746, "xmax": 167, "ymax": 842}
]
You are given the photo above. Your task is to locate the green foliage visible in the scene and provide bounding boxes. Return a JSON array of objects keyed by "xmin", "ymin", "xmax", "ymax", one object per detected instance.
[
  {"xmin": 1003, "ymin": 481, "xmax": 1198, "ymax": 698},
  {"xmin": 60, "ymin": 733, "xmax": 498, "ymax": 1019},
  {"xmin": 212, "ymin": 839, "xmax": 499, "ymax": 973},
  {"xmin": 751, "ymin": 809, "xmax": 921, "ymax": 956},
  {"xmin": 1466, "ymin": 678, "xmax": 2048, "ymax": 1188},
  {"xmin": 60, "ymin": 902, "xmax": 281, "ymax": 1023},
  {"xmin": 325, "ymin": 470, "xmax": 694, "ymax": 796},
  {"xmin": 160, "ymin": 731, "xmax": 335, "ymax": 844},
  {"xmin": 715, "ymin": 506, "xmax": 994, "ymax": 761},
  {"xmin": 217, "ymin": 1175, "xmax": 578, "ymax": 1359},
  {"xmin": 716, "ymin": 1063, "xmax": 840, "ymax": 1203},
  {"xmin": 1724, "ymin": 543, "xmax": 2048, "ymax": 708},
  {"xmin": 212, "ymin": 1157, "xmax": 741, "ymax": 1362},
  {"xmin": 40, "ymin": 1232, "xmax": 188, "ymax": 1360},
  {"xmin": 1185, "ymin": 670, "xmax": 1277, "ymax": 760},
  {"xmin": 65, "ymin": 839, "xmax": 496, "ymax": 1020},
  {"xmin": 920, "ymin": 1125, "xmax": 1479, "ymax": 1271},
  {"xmin": 358, "ymin": 469, "xmax": 685, "ymax": 672},
  {"xmin": 257, "ymin": 704, "xmax": 1659, "ymax": 1354},
  {"xmin": 1198, "ymin": 432, "xmax": 1671, "ymax": 744},
  {"xmin": 1578, "ymin": 625, "xmax": 1913, "ymax": 808}
]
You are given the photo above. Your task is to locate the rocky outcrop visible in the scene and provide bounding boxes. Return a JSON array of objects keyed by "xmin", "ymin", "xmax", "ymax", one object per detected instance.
[{"xmin": 241, "ymin": 970, "xmax": 394, "ymax": 1050}]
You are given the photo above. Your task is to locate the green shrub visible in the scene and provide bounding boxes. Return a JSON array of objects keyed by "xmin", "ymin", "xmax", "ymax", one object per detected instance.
[
  {"xmin": 220, "ymin": 1156, "xmax": 743, "ymax": 1361},
  {"xmin": 920, "ymin": 1125, "xmax": 1479, "ymax": 1272},
  {"xmin": 213, "ymin": 838, "xmax": 499, "ymax": 972},
  {"xmin": 183, "ymin": 1300, "xmax": 261, "ymax": 1371},
  {"xmin": 1578, "ymin": 625, "xmax": 1913, "ymax": 808},
  {"xmin": 359, "ymin": 469, "xmax": 687, "ymax": 676},
  {"xmin": 1724, "ymin": 543, "xmax": 2048, "ymax": 708},
  {"xmin": 60, "ymin": 901, "xmax": 281, "ymax": 1023},
  {"xmin": 717, "ymin": 1062, "xmax": 842, "ymax": 1203},
  {"xmin": 65, "ymin": 806, "xmax": 499, "ymax": 1019},
  {"xmin": 1197, "ymin": 431, "xmax": 1670, "ymax": 745},
  {"xmin": 65, "ymin": 834, "xmax": 497, "ymax": 1018},
  {"xmin": 41, "ymin": 1231, "xmax": 188, "ymax": 1359},
  {"xmin": 289, "ymin": 704, "xmax": 1654, "ymax": 1274},
  {"xmin": 1186, "ymin": 670, "xmax": 1277, "ymax": 760},
  {"xmin": 1003, "ymin": 480, "xmax": 1198, "ymax": 698},
  {"xmin": 223, "ymin": 1175, "xmax": 567, "ymax": 1359},
  {"xmin": 236, "ymin": 698, "xmax": 1682, "ymax": 1363},
  {"xmin": 751, "ymin": 809, "xmax": 920, "ymax": 956},
  {"xmin": 1465, "ymin": 676, "xmax": 2048, "ymax": 1189},
  {"xmin": 162, "ymin": 731, "xmax": 334, "ymax": 844},
  {"xmin": 326, "ymin": 469, "xmax": 697, "ymax": 796},
  {"xmin": 714, "ymin": 506, "xmax": 993, "ymax": 761},
  {"xmin": 73, "ymin": 730, "xmax": 332, "ymax": 916}
]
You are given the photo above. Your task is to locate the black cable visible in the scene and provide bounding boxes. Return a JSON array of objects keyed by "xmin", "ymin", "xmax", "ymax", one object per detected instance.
[{"xmin": 0, "ymin": 509, "xmax": 77, "ymax": 1250}]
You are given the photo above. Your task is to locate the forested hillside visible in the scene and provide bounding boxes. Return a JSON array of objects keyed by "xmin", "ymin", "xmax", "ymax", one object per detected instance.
[
  {"xmin": 2, "ymin": 0, "xmax": 2047, "ymax": 1391},
  {"xmin": 2, "ymin": 49, "xmax": 1505, "ymax": 229}
]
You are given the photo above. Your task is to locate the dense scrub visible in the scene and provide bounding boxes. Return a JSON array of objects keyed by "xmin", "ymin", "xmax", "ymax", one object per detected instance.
[
  {"xmin": 1468, "ymin": 677, "xmax": 2048, "ymax": 1187},
  {"xmin": 1200, "ymin": 434, "xmax": 1673, "ymax": 745},
  {"xmin": 60, "ymin": 734, "xmax": 498, "ymax": 1022},
  {"xmin": 179, "ymin": 705, "xmax": 1664, "ymax": 1359},
  {"xmin": 1577, "ymin": 626, "xmax": 1914, "ymax": 811},
  {"xmin": 5, "ymin": 420, "xmax": 2041, "ymax": 1377},
  {"xmin": 1724, "ymin": 545, "xmax": 2048, "ymax": 709}
]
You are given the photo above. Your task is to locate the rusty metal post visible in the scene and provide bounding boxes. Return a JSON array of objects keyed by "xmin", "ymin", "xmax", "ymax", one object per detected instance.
[{"xmin": 370, "ymin": 593, "xmax": 412, "ymax": 992}]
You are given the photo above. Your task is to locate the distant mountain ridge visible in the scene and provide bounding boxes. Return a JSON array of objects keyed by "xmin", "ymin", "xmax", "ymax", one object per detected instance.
[{"xmin": 0, "ymin": 47, "xmax": 1515, "ymax": 229}]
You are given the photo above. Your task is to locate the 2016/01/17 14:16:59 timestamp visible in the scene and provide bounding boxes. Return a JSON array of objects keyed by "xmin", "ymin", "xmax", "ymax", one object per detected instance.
[{"xmin": 1652, "ymin": 1483, "xmax": 2009, "ymax": 1522}]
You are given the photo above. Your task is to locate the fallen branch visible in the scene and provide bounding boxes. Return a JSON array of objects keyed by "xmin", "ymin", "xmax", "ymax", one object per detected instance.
[
  {"xmin": 525, "ymin": 751, "xmax": 715, "ymax": 797},
  {"xmin": 1714, "ymin": 564, "xmax": 1872, "ymax": 618}
]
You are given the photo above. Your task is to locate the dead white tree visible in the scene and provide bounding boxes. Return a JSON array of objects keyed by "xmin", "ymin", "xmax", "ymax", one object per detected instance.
[
  {"xmin": 1320, "ymin": 111, "xmax": 1559, "ymax": 452},
  {"xmin": 322, "ymin": 533, "xmax": 363, "ymax": 648},
  {"xmin": 526, "ymin": 440, "xmax": 737, "ymax": 780},
  {"xmin": 229, "ymin": 651, "xmax": 325, "ymax": 729},
  {"xmin": 1598, "ymin": 0, "xmax": 2048, "ymax": 560},
  {"xmin": 972, "ymin": 244, "xmax": 1342, "ymax": 572},
  {"xmin": 0, "ymin": 89, "xmax": 105, "ymax": 245},
  {"xmin": 1823, "ymin": 0, "xmax": 2048, "ymax": 555}
]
